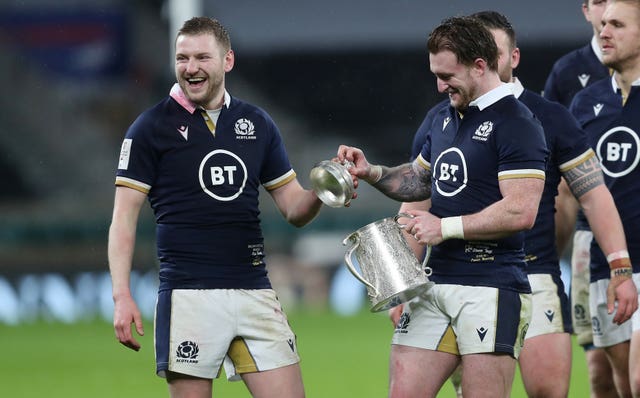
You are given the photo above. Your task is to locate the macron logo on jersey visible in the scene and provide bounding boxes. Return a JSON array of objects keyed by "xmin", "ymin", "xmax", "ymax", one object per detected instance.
[
  {"xmin": 578, "ymin": 73, "xmax": 590, "ymax": 88},
  {"xmin": 593, "ymin": 103, "xmax": 604, "ymax": 117},
  {"xmin": 442, "ymin": 116, "xmax": 451, "ymax": 131},
  {"xmin": 177, "ymin": 125, "xmax": 188, "ymax": 140}
]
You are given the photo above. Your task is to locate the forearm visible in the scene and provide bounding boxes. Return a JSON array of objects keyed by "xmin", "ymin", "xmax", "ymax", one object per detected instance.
[
  {"xmin": 565, "ymin": 159, "xmax": 629, "ymax": 264},
  {"xmin": 444, "ymin": 178, "xmax": 543, "ymax": 241},
  {"xmin": 456, "ymin": 200, "xmax": 537, "ymax": 240},
  {"xmin": 370, "ymin": 162, "xmax": 431, "ymax": 202},
  {"xmin": 271, "ymin": 180, "xmax": 323, "ymax": 227},
  {"xmin": 580, "ymin": 186, "xmax": 628, "ymax": 259},
  {"xmin": 284, "ymin": 189, "xmax": 323, "ymax": 227},
  {"xmin": 108, "ymin": 221, "xmax": 137, "ymax": 299}
]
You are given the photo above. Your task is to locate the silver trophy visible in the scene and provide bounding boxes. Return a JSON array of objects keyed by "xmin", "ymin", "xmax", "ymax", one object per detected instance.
[{"xmin": 343, "ymin": 213, "xmax": 434, "ymax": 312}]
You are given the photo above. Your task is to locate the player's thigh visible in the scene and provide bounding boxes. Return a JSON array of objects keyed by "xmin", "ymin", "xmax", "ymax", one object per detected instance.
[
  {"xmin": 460, "ymin": 353, "xmax": 516, "ymax": 398},
  {"xmin": 629, "ymin": 329, "xmax": 640, "ymax": 392},
  {"xmin": 519, "ymin": 332, "xmax": 571, "ymax": 393},
  {"xmin": 241, "ymin": 363, "xmax": 304, "ymax": 398},
  {"xmin": 389, "ymin": 345, "xmax": 459, "ymax": 398},
  {"xmin": 166, "ymin": 372, "xmax": 212, "ymax": 398}
]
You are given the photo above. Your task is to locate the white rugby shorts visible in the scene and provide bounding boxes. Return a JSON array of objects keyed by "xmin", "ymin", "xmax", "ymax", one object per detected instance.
[
  {"xmin": 590, "ymin": 273, "xmax": 640, "ymax": 348},
  {"xmin": 392, "ymin": 284, "xmax": 531, "ymax": 359},
  {"xmin": 571, "ymin": 230, "xmax": 594, "ymax": 346},
  {"xmin": 525, "ymin": 273, "xmax": 571, "ymax": 339},
  {"xmin": 155, "ymin": 289, "xmax": 300, "ymax": 380}
]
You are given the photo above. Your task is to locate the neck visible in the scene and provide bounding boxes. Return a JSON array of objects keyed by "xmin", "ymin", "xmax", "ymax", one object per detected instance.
[
  {"xmin": 477, "ymin": 72, "xmax": 503, "ymax": 98},
  {"xmin": 204, "ymin": 90, "xmax": 225, "ymax": 110},
  {"xmin": 614, "ymin": 63, "xmax": 640, "ymax": 96}
]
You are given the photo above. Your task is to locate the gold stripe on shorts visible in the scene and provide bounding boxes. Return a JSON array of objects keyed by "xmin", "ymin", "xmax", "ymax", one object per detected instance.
[
  {"xmin": 227, "ymin": 337, "xmax": 259, "ymax": 374},
  {"xmin": 437, "ymin": 325, "xmax": 460, "ymax": 355}
]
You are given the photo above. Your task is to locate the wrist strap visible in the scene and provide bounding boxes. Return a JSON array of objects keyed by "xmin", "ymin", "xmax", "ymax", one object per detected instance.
[
  {"xmin": 611, "ymin": 267, "xmax": 633, "ymax": 278},
  {"xmin": 607, "ymin": 250, "xmax": 630, "ymax": 263},
  {"xmin": 441, "ymin": 216, "xmax": 464, "ymax": 240},
  {"xmin": 610, "ymin": 257, "xmax": 632, "ymax": 269},
  {"xmin": 608, "ymin": 253, "xmax": 632, "ymax": 279}
]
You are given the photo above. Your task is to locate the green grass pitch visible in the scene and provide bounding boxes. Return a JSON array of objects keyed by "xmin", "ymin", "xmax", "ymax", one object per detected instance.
[{"xmin": 0, "ymin": 309, "xmax": 589, "ymax": 397}]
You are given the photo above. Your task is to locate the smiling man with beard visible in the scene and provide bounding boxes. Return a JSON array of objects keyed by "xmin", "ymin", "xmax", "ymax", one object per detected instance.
[
  {"xmin": 108, "ymin": 17, "xmax": 324, "ymax": 398},
  {"xmin": 336, "ymin": 16, "xmax": 548, "ymax": 397}
]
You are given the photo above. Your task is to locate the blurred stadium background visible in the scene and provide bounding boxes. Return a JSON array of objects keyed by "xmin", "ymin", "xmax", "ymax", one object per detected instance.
[{"xmin": 0, "ymin": 0, "xmax": 583, "ymax": 325}]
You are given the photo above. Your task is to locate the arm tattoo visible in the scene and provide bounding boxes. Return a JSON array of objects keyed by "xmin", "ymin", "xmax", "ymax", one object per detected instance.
[
  {"xmin": 373, "ymin": 162, "xmax": 432, "ymax": 202},
  {"xmin": 563, "ymin": 156, "xmax": 605, "ymax": 198}
]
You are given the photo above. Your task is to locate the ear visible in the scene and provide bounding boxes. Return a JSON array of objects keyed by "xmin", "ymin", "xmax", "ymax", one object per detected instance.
[
  {"xmin": 511, "ymin": 47, "xmax": 521, "ymax": 70},
  {"xmin": 582, "ymin": 3, "xmax": 591, "ymax": 22},
  {"xmin": 224, "ymin": 49, "xmax": 235, "ymax": 72},
  {"xmin": 472, "ymin": 57, "xmax": 488, "ymax": 76}
]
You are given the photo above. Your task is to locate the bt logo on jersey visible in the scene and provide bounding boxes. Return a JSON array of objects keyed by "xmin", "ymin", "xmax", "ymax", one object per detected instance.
[
  {"xmin": 433, "ymin": 147, "xmax": 468, "ymax": 197},
  {"xmin": 596, "ymin": 126, "xmax": 640, "ymax": 178},
  {"xmin": 210, "ymin": 166, "xmax": 238, "ymax": 185},
  {"xmin": 606, "ymin": 142, "xmax": 633, "ymax": 162},
  {"xmin": 198, "ymin": 149, "xmax": 248, "ymax": 201},
  {"xmin": 439, "ymin": 162, "xmax": 460, "ymax": 182}
]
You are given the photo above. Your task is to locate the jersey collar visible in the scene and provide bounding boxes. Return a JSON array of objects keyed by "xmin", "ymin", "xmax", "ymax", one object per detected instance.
[
  {"xmin": 509, "ymin": 77, "xmax": 525, "ymax": 99},
  {"xmin": 469, "ymin": 82, "xmax": 513, "ymax": 111},
  {"xmin": 591, "ymin": 36, "xmax": 604, "ymax": 63},
  {"xmin": 169, "ymin": 83, "xmax": 231, "ymax": 114},
  {"xmin": 610, "ymin": 75, "xmax": 640, "ymax": 93}
]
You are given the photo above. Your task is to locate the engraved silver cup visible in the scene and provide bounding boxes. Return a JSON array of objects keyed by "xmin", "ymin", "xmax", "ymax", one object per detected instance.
[{"xmin": 342, "ymin": 213, "xmax": 433, "ymax": 312}]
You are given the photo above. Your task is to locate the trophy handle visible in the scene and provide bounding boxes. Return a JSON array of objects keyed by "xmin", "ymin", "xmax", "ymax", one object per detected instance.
[
  {"xmin": 422, "ymin": 245, "xmax": 433, "ymax": 276},
  {"xmin": 342, "ymin": 233, "xmax": 378, "ymax": 293}
]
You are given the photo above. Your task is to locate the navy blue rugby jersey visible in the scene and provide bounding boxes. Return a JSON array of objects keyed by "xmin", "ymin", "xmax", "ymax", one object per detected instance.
[
  {"xmin": 415, "ymin": 84, "xmax": 548, "ymax": 292},
  {"xmin": 410, "ymin": 99, "xmax": 448, "ymax": 161},
  {"xmin": 513, "ymin": 80, "xmax": 596, "ymax": 277},
  {"xmin": 115, "ymin": 84, "xmax": 296, "ymax": 290},
  {"xmin": 543, "ymin": 38, "xmax": 609, "ymax": 108},
  {"xmin": 570, "ymin": 77, "xmax": 640, "ymax": 281}
]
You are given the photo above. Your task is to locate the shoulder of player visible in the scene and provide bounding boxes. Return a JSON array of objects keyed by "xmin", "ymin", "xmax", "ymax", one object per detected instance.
[
  {"xmin": 554, "ymin": 44, "xmax": 591, "ymax": 69},
  {"xmin": 520, "ymin": 89, "xmax": 575, "ymax": 124},
  {"xmin": 224, "ymin": 96, "xmax": 277, "ymax": 128},
  {"xmin": 126, "ymin": 97, "xmax": 175, "ymax": 134},
  {"xmin": 478, "ymin": 98, "xmax": 543, "ymax": 138},
  {"xmin": 572, "ymin": 77, "xmax": 612, "ymax": 105}
]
